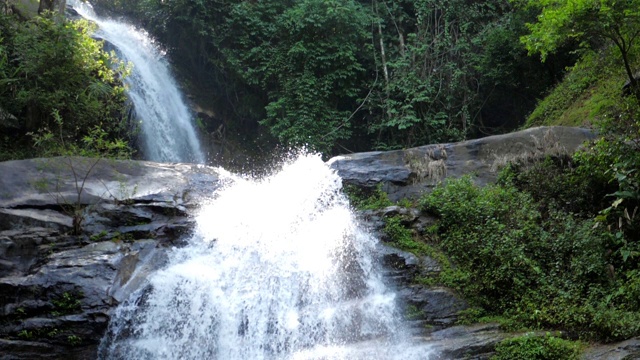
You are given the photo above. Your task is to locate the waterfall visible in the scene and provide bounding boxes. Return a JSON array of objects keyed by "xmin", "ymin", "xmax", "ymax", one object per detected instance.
[
  {"xmin": 99, "ymin": 154, "xmax": 434, "ymax": 359},
  {"xmin": 69, "ymin": 1, "xmax": 205, "ymax": 164}
]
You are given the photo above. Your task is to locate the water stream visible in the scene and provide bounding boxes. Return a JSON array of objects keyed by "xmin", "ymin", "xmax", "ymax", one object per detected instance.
[
  {"xmin": 99, "ymin": 154, "xmax": 434, "ymax": 359},
  {"xmin": 68, "ymin": 2, "xmax": 434, "ymax": 358},
  {"xmin": 69, "ymin": 1, "xmax": 205, "ymax": 164}
]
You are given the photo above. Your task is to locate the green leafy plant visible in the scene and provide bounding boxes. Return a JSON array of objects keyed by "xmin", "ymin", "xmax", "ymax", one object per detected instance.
[
  {"xmin": 17, "ymin": 330, "xmax": 33, "ymax": 340},
  {"xmin": 90, "ymin": 230, "xmax": 109, "ymax": 242},
  {"xmin": 343, "ymin": 183, "xmax": 393, "ymax": 210},
  {"xmin": 418, "ymin": 174, "xmax": 640, "ymax": 339},
  {"xmin": 51, "ymin": 292, "xmax": 82, "ymax": 317},
  {"xmin": 491, "ymin": 333, "xmax": 581, "ymax": 360},
  {"xmin": 521, "ymin": 0, "xmax": 640, "ymax": 96},
  {"xmin": 67, "ymin": 334, "xmax": 82, "ymax": 346}
]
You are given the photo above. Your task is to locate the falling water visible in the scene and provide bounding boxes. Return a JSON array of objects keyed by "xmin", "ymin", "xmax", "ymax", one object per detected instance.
[
  {"xmin": 69, "ymin": 1, "xmax": 205, "ymax": 164},
  {"xmin": 99, "ymin": 154, "xmax": 434, "ymax": 359}
]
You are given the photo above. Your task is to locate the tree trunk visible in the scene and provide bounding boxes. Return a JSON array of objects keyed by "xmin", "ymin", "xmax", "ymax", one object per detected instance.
[
  {"xmin": 611, "ymin": 28, "xmax": 639, "ymax": 99},
  {"xmin": 373, "ymin": 0, "xmax": 389, "ymax": 91}
]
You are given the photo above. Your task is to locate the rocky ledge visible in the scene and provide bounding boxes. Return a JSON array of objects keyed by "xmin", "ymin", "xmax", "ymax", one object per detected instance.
[
  {"xmin": 0, "ymin": 157, "xmax": 224, "ymax": 359},
  {"xmin": 329, "ymin": 126, "xmax": 596, "ymax": 201}
]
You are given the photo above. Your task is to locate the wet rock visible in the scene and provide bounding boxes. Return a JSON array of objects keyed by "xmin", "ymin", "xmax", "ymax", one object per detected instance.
[
  {"xmin": 0, "ymin": 157, "xmax": 225, "ymax": 359},
  {"xmin": 582, "ymin": 337, "xmax": 640, "ymax": 360},
  {"xmin": 427, "ymin": 323, "xmax": 508, "ymax": 360},
  {"xmin": 378, "ymin": 244, "xmax": 421, "ymax": 284},
  {"xmin": 329, "ymin": 126, "xmax": 596, "ymax": 201},
  {"xmin": 0, "ymin": 127, "xmax": 604, "ymax": 359},
  {"xmin": 0, "ymin": 157, "xmax": 222, "ymax": 209},
  {"xmin": 401, "ymin": 286, "xmax": 468, "ymax": 329}
]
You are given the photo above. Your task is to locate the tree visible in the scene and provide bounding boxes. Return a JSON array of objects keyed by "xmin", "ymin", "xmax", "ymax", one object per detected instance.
[
  {"xmin": 365, "ymin": 0, "xmax": 518, "ymax": 149},
  {"xmin": 224, "ymin": 0, "xmax": 371, "ymax": 153},
  {"xmin": 521, "ymin": 0, "xmax": 640, "ymax": 93},
  {"xmin": 0, "ymin": 12, "xmax": 132, "ymax": 160}
]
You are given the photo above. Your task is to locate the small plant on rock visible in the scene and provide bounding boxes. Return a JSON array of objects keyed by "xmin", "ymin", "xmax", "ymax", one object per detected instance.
[{"xmin": 491, "ymin": 333, "xmax": 581, "ymax": 360}]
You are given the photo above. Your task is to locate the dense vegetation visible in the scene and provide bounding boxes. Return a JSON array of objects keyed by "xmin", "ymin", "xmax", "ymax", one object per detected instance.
[
  {"xmin": 0, "ymin": 8, "xmax": 133, "ymax": 160},
  {"xmin": 355, "ymin": 95, "xmax": 639, "ymax": 354},
  {"xmin": 2, "ymin": 0, "xmax": 639, "ymax": 160},
  {"xmin": 4, "ymin": 0, "xmax": 639, "ymax": 159},
  {"xmin": 87, "ymin": 0, "xmax": 579, "ymax": 155}
]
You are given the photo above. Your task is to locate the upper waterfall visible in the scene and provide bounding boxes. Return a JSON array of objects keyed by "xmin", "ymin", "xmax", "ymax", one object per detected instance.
[{"xmin": 69, "ymin": 1, "xmax": 205, "ymax": 164}]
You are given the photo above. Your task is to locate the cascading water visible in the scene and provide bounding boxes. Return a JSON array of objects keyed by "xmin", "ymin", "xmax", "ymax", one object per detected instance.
[
  {"xmin": 66, "ymin": 3, "xmax": 434, "ymax": 357},
  {"xmin": 99, "ymin": 154, "xmax": 434, "ymax": 359},
  {"xmin": 69, "ymin": 1, "xmax": 205, "ymax": 164}
]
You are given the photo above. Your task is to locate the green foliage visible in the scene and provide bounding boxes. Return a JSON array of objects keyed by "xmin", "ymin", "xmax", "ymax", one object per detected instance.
[
  {"xmin": 30, "ymin": 109, "xmax": 132, "ymax": 159},
  {"xmin": 525, "ymin": 49, "xmax": 625, "ymax": 127},
  {"xmin": 404, "ymin": 304, "xmax": 425, "ymax": 320},
  {"xmin": 422, "ymin": 97, "xmax": 640, "ymax": 341},
  {"xmin": 421, "ymin": 177, "xmax": 544, "ymax": 310},
  {"xmin": 67, "ymin": 334, "xmax": 82, "ymax": 346},
  {"xmin": 491, "ymin": 334, "xmax": 581, "ymax": 360},
  {"xmin": 225, "ymin": 0, "xmax": 370, "ymax": 153},
  {"xmin": 383, "ymin": 216, "xmax": 413, "ymax": 247},
  {"xmin": 366, "ymin": 0, "xmax": 511, "ymax": 149},
  {"xmin": 500, "ymin": 155, "xmax": 611, "ymax": 216},
  {"xmin": 51, "ymin": 292, "xmax": 82, "ymax": 317},
  {"xmin": 0, "ymin": 12, "xmax": 132, "ymax": 159},
  {"xmin": 17, "ymin": 330, "xmax": 33, "ymax": 340},
  {"xmin": 97, "ymin": 0, "xmax": 570, "ymax": 156},
  {"xmin": 520, "ymin": 0, "xmax": 640, "ymax": 93},
  {"xmin": 344, "ymin": 183, "xmax": 393, "ymax": 210},
  {"xmin": 90, "ymin": 230, "xmax": 108, "ymax": 242},
  {"xmin": 419, "ymin": 175, "xmax": 640, "ymax": 340}
]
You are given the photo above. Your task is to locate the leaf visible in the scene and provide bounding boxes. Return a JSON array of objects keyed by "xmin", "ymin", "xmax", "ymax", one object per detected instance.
[{"xmin": 612, "ymin": 198, "xmax": 624, "ymax": 208}]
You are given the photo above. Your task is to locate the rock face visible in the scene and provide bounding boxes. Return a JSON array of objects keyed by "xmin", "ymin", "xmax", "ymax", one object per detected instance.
[
  {"xmin": 329, "ymin": 126, "xmax": 596, "ymax": 201},
  {"xmin": 378, "ymin": 244, "xmax": 466, "ymax": 327},
  {"xmin": 582, "ymin": 337, "xmax": 640, "ymax": 360},
  {"xmin": 0, "ymin": 157, "xmax": 223, "ymax": 359}
]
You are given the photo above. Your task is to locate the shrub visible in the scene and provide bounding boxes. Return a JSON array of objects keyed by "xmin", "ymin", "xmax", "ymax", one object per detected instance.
[
  {"xmin": 492, "ymin": 334, "xmax": 581, "ymax": 360},
  {"xmin": 500, "ymin": 156, "xmax": 611, "ymax": 217},
  {"xmin": 419, "ymin": 176, "xmax": 633, "ymax": 340},
  {"xmin": 421, "ymin": 177, "xmax": 544, "ymax": 311},
  {"xmin": 343, "ymin": 183, "xmax": 393, "ymax": 211}
]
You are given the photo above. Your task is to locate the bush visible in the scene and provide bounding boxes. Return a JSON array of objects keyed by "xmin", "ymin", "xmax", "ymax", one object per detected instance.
[
  {"xmin": 421, "ymin": 177, "xmax": 544, "ymax": 311},
  {"xmin": 492, "ymin": 334, "xmax": 581, "ymax": 360},
  {"xmin": 419, "ymin": 176, "xmax": 636, "ymax": 340},
  {"xmin": 344, "ymin": 183, "xmax": 393, "ymax": 210},
  {"xmin": 499, "ymin": 156, "xmax": 611, "ymax": 217}
]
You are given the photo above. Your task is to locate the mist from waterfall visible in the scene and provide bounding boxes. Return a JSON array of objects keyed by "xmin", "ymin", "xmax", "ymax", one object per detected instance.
[
  {"xmin": 69, "ymin": 1, "xmax": 205, "ymax": 164},
  {"xmin": 99, "ymin": 154, "xmax": 433, "ymax": 359}
]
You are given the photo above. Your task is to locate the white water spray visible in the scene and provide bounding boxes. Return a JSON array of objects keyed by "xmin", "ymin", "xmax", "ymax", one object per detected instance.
[
  {"xmin": 69, "ymin": 1, "xmax": 205, "ymax": 164},
  {"xmin": 100, "ymin": 154, "xmax": 434, "ymax": 359}
]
